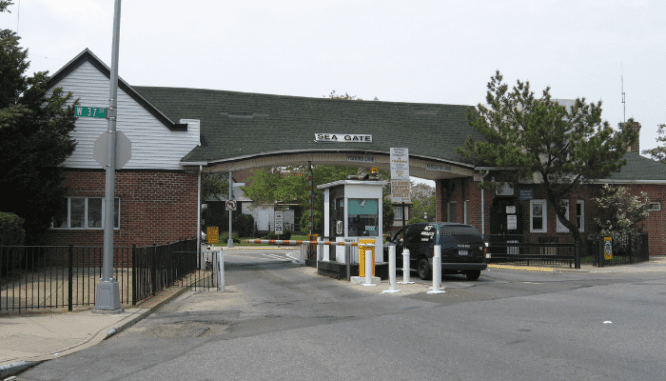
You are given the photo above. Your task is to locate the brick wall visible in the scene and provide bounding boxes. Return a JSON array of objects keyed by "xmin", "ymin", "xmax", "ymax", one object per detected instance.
[
  {"xmin": 46, "ymin": 169, "xmax": 199, "ymax": 247},
  {"xmin": 435, "ymin": 177, "xmax": 665, "ymax": 255}
]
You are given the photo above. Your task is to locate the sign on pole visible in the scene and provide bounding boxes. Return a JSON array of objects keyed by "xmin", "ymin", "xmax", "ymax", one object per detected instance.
[
  {"xmin": 225, "ymin": 200, "xmax": 237, "ymax": 211},
  {"xmin": 75, "ymin": 106, "xmax": 108, "ymax": 119},
  {"xmin": 207, "ymin": 226, "xmax": 219, "ymax": 244},
  {"xmin": 93, "ymin": 130, "xmax": 132, "ymax": 169},
  {"xmin": 275, "ymin": 211, "xmax": 284, "ymax": 235},
  {"xmin": 390, "ymin": 147, "xmax": 411, "ymax": 203}
]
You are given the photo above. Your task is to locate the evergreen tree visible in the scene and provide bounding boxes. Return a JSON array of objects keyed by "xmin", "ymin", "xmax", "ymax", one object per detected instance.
[
  {"xmin": 642, "ymin": 123, "xmax": 666, "ymax": 163},
  {"xmin": 458, "ymin": 71, "xmax": 636, "ymax": 244},
  {"xmin": 0, "ymin": 1, "xmax": 78, "ymax": 242}
]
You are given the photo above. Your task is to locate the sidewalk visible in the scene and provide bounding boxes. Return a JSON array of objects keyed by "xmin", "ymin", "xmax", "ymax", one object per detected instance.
[
  {"xmin": 2, "ymin": 256, "xmax": 665, "ymax": 379},
  {"xmin": 0, "ymin": 284, "xmax": 189, "ymax": 379},
  {"xmin": 488, "ymin": 256, "xmax": 666, "ymax": 273}
]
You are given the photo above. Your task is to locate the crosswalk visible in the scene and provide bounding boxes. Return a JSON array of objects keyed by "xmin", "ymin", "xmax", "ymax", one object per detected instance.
[{"xmin": 225, "ymin": 250, "xmax": 299, "ymax": 263}]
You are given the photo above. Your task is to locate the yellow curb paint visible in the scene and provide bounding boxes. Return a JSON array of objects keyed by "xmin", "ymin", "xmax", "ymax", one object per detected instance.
[{"xmin": 488, "ymin": 264, "xmax": 555, "ymax": 272}]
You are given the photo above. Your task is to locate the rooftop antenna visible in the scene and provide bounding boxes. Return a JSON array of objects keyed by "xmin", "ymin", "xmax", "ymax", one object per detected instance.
[{"xmin": 621, "ymin": 61, "xmax": 626, "ymax": 124}]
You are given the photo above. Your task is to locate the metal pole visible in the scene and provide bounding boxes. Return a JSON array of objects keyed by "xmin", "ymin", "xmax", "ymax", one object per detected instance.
[
  {"xmin": 382, "ymin": 245, "xmax": 401, "ymax": 294},
  {"xmin": 95, "ymin": 0, "xmax": 122, "ymax": 313},
  {"xmin": 197, "ymin": 165, "xmax": 202, "ymax": 268},
  {"xmin": 217, "ymin": 249, "xmax": 225, "ymax": 291},
  {"xmin": 398, "ymin": 248, "xmax": 414, "ymax": 284},
  {"xmin": 428, "ymin": 245, "xmax": 445, "ymax": 294},
  {"xmin": 227, "ymin": 171, "xmax": 234, "ymax": 248},
  {"xmin": 362, "ymin": 243, "xmax": 376, "ymax": 287}
]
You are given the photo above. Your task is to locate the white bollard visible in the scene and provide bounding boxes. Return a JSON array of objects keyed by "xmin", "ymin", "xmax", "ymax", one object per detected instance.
[
  {"xmin": 398, "ymin": 248, "xmax": 414, "ymax": 284},
  {"xmin": 217, "ymin": 248, "xmax": 225, "ymax": 291},
  {"xmin": 383, "ymin": 245, "xmax": 401, "ymax": 294},
  {"xmin": 363, "ymin": 242, "xmax": 376, "ymax": 287},
  {"xmin": 427, "ymin": 245, "xmax": 445, "ymax": 294}
]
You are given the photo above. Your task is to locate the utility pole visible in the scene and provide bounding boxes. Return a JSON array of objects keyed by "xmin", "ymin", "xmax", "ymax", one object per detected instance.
[{"xmin": 95, "ymin": 0, "xmax": 122, "ymax": 313}]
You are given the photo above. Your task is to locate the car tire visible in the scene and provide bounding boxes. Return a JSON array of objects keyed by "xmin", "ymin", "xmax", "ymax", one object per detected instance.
[
  {"xmin": 417, "ymin": 258, "xmax": 432, "ymax": 280},
  {"xmin": 465, "ymin": 270, "xmax": 481, "ymax": 281}
]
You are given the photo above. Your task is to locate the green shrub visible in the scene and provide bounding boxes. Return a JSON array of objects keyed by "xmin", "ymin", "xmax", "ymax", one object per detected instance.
[
  {"xmin": 0, "ymin": 212, "xmax": 25, "ymax": 246},
  {"xmin": 407, "ymin": 217, "xmax": 427, "ymax": 225},
  {"xmin": 219, "ymin": 232, "xmax": 240, "ymax": 244},
  {"xmin": 234, "ymin": 214, "xmax": 255, "ymax": 237}
]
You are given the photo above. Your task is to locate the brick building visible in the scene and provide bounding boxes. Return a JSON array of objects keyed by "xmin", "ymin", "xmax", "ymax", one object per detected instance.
[{"xmin": 46, "ymin": 49, "xmax": 666, "ymax": 256}]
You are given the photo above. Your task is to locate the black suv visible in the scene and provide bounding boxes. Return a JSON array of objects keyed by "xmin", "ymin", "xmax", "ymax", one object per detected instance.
[{"xmin": 384, "ymin": 222, "xmax": 487, "ymax": 281}]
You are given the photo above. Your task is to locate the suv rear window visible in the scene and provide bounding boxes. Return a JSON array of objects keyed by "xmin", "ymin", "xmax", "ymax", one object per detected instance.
[{"xmin": 439, "ymin": 225, "xmax": 483, "ymax": 243}]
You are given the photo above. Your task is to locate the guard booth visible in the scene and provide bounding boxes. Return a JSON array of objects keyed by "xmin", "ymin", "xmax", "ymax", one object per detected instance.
[{"xmin": 316, "ymin": 179, "xmax": 387, "ymax": 279}]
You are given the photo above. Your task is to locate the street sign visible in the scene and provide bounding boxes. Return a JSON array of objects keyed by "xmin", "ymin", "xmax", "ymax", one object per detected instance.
[
  {"xmin": 225, "ymin": 200, "xmax": 237, "ymax": 211},
  {"xmin": 75, "ymin": 106, "xmax": 107, "ymax": 119},
  {"xmin": 275, "ymin": 211, "xmax": 284, "ymax": 235},
  {"xmin": 604, "ymin": 237, "xmax": 613, "ymax": 260},
  {"xmin": 390, "ymin": 147, "xmax": 410, "ymax": 180},
  {"xmin": 207, "ymin": 226, "xmax": 219, "ymax": 244},
  {"xmin": 93, "ymin": 130, "xmax": 132, "ymax": 169},
  {"xmin": 391, "ymin": 180, "xmax": 411, "ymax": 203}
]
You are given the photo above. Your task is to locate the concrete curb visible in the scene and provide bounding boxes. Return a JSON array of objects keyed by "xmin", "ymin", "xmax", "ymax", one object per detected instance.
[
  {"xmin": 103, "ymin": 285, "xmax": 192, "ymax": 340},
  {"xmin": 0, "ymin": 286, "xmax": 191, "ymax": 379},
  {"xmin": 0, "ymin": 360, "xmax": 44, "ymax": 379}
]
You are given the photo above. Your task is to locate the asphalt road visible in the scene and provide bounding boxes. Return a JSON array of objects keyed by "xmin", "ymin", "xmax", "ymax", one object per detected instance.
[{"xmin": 15, "ymin": 250, "xmax": 666, "ymax": 381}]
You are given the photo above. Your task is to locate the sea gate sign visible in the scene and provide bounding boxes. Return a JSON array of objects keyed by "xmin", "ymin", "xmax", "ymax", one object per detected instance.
[{"xmin": 314, "ymin": 133, "xmax": 372, "ymax": 143}]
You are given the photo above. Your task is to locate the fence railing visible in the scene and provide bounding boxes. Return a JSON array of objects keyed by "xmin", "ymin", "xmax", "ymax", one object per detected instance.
[
  {"xmin": 1, "ymin": 238, "xmax": 213, "ymax": 314},
  {"xmin": 484, "ymin": 234, "xmax": 579, "ymax": 268},
  {"xmin": 587, "ymin": 233, "xmax": 649, "ymax": 267}
]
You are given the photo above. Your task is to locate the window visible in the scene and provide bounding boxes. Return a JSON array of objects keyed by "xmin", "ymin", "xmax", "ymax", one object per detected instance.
[
  {"xmin": 530, "ymin": 200, "xmax": 547, "ymax": 233},
  {"xmin": 556, "ymin": 200, "xmax": 570, "ymax": 233},
  {"xmin": 52, "ymin": 197, "xmax": 120, "ymax": 229},
  {"xmin": 648, "ymin": 202, "xmax": 661, "ymax": 212},
  {"xmin": 448, "ymin": 202, "xmax": 457, "ymax": 223},
  {"xmin": 576, "ymin": 200, "xmax": 584, "ymax": 232},
  {"xmin": 393, "ymin": 206, "xmax": 403, "ymax": 220}
]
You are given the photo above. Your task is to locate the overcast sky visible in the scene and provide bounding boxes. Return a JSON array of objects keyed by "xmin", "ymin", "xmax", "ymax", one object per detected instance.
[{"xmin": 2, "ymin": 0, "xmax": 665, "ymax": 172}]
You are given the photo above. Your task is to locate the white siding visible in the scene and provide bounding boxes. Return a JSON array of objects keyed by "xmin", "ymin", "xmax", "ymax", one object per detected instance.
[{"xmin": 51, "ymin": 61, "xmax": 199, "ymax": 170}]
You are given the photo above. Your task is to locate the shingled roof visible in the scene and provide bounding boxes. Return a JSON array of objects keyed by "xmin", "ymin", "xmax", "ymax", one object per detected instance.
[
  {"xmin": 604, "ymin": 152, "xmax": 666, "ymax": 182},
  {"xmin": 132, "ymin": 86, "xmax": 482, "ymax": 167}
]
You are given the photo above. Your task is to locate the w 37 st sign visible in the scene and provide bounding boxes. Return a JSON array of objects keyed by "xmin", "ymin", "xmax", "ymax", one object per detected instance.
[{"xmin": 75, "ymin": 106, "xmax": 107, "ymax": 119}]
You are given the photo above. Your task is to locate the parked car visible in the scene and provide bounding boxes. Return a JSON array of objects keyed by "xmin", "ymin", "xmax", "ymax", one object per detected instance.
[{"xmin": 384, "ymin": 222, "xmax": 487, "ymax": 280}]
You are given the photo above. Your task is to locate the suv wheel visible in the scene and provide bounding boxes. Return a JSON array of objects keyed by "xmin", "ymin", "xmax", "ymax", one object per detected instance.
[
  {"xmin": 465, "ymin": 270, "xmax": 481, "ymax": 281},
  {"xmin": 417, "ymin": 258, "xmax": 432, "ymax": 280}
]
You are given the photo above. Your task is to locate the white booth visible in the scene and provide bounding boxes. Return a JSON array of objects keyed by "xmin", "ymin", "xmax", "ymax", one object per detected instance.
[{"xmin": 317, "ymin": 180, "xmax": 387, "ymax": 266}]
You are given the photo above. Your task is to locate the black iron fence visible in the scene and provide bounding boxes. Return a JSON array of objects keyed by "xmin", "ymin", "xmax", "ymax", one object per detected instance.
[
  {"xmin": 1, "ymin": 238, "xmax": 215, "ymax": 314},
  {"xmin": 484, "ymin": 234, "xmax": 579, "ymax": 268},
  {"xmin": 587, "ymin": 233, "xmax": 649, "ymax": 267}
]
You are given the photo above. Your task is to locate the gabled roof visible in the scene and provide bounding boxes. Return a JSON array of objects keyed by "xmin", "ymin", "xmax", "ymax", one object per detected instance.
[
  {"xmin": 47, "ymin": 49, "xmax": 187, "ymax": 132},
  {"xmin": 132, "ymin": 86, "xmax": 483, "ymax": 167}
]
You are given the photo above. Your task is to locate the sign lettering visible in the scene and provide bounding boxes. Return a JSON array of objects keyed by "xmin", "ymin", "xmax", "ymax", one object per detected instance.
[{"xmin": 315, "ymin": 133, "xmax": 373, "ymax": 143}]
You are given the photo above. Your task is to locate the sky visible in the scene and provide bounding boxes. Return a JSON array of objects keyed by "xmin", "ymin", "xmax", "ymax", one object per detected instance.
[{"xmin": 2, "ymin": 0, "xmax": 665, "ymax": 187}]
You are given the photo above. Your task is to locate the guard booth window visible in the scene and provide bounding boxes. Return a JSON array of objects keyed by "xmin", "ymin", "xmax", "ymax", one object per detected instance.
[{"xmin": 347, "ymin": 199, "xmax": 378, "ymax": 236}]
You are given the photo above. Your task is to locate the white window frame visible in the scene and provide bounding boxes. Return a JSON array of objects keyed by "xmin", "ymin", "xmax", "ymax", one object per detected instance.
[
  {"xmin": 648, "ymin": 202, "xmax": 661, "ymax": 212},
  {"xmin": 393, "ymin": 206, "xmax": 403, "ymax": 220},
  {"xmin": 52, "ymin": 197, "xmax": 120, "ymax": 230},
  {"xmin": 576, "ymin": 200, "xmax": 584, "ymax": 232},
  {"xmin": 464, "ymin": 200, "xmax": 470, "ymax": 225},
  {"xmin": 448, "ymin": 201, "xmax": 457, "ymax": 223},
  {"xmin": 530, "ymin": 199, "xmax": 547, "ymax": 233},
  {"xmin": 556, "ymin": 200, "xmax": 570, "ymax": 233}
]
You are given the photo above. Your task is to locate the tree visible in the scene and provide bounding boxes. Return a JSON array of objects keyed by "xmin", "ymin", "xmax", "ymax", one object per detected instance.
[
  {"xmin": 242, "ymin": 165, "xmax": 394, "ymax": 234},
  {"xmin": 642, "ymin": 123, "xmax": 666, "ymax": 163},
  {"xmin": 458, "ymin": 71, "xmax": 637, "ymax": 244},
  {"xmin": 326, "ymin": 90, "xmax": 378, "ymax": 101},
  {"xmin": 410, "ymin": 182, "xmax": 436, "ymax": 221},
  {"xmin": 0, "ymin": 2, "xmax": 78, "ymax": 242},
  {"xmin": 202, "ymin": 172, "xmax": 229, "ymax": 201},
  {"xmin": 594, "ymin": 184, "xmax": 649, "ymax": 236}
]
